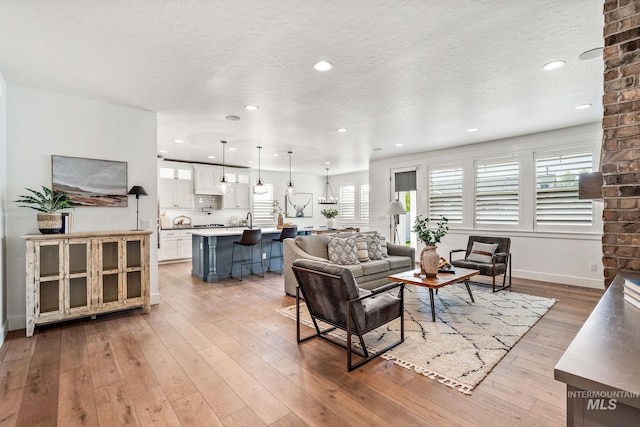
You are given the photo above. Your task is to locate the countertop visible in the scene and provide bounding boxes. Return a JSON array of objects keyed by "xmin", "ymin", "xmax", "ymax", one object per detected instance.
[
  {"xmin": 189, "ymin": 227, "xmax": 280, "ymax": 236},
  {"xmin": 554, "ymin": 271, "xmax": 640, "ymax": 409}
]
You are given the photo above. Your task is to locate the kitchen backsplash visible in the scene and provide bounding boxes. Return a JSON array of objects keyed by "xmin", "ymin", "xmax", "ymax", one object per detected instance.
[{"xmin": 160, "ymin": 195, "xmax": 272, "ymax": 228}]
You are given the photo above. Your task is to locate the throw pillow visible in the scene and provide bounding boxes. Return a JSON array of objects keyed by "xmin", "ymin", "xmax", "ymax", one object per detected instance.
[
  {"xmin": 327, "ymin": 236, "xmax": 360, "ymax": 265},
  {"xmin": 466, "ymin": 241, "xmax": 499, "ymax": 263},
  {"xmin": 379, "ymin": 235, "xmax": 388, "ymax": 257},
  {"xmin": 362, "ymin": 232, "xmax": 384, "ymax": 260},
  {"xmin": 355, "ymin": 238, "xmax": 370, "ymax": 262}
]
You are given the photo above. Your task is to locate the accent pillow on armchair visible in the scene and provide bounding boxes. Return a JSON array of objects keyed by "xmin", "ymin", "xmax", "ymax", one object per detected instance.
[{"xmin": 466, "ymin": 242, "xmax": 498, "ymax": 263}]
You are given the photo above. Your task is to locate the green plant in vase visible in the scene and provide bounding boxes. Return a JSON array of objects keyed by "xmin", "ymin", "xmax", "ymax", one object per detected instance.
[
  {"xmin": 321, "ymin": 208, "xmax": 338, "ymax": 229},
  {"xmin": 412, "ymin": 215, "xmax": 449, "ymax": 277},
  {"xmin": 15, "ymin": 186, "xmax": 73, "ymax": 234}
]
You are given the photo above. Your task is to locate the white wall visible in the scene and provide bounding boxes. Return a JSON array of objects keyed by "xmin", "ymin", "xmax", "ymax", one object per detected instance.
[
  {"xmin": 370, "ymin": 123, "xmax": 604, "ymax": 289},
  {"xmin": 0, "ymin": 72, "xmax": 7, "ymax": 344},
  {"xmin": 5, "ymin": 85, "xmax": 158, "ymax": 331}
]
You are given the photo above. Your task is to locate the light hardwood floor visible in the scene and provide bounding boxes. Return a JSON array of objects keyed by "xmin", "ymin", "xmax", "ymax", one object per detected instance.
[{"xmin": 0, "ymin": 262, "xmax": 603, "ymax": 426}]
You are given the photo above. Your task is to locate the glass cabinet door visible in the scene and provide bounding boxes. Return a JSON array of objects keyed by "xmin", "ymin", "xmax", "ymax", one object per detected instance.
[
  {"xmin": 36, "ymin": 242, "xmax": 63, "ymax": 316},
  {"xmin": 100, "ymin": 239, "xmax": 122, "ymax": 306},
  {"xmin": 124, "ymin": 239, "xmax": 143, "ymax": 301},
  {"xmin": 67, "ymin": 241, "xmax": 90, "ymax": 312}
]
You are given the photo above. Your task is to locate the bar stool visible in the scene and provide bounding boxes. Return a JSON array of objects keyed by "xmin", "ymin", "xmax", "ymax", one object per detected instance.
[
  {"xmin": 268, "ymin": 226, "xmax": 298, "ymax": 274},
  {"xmin": 231, "ymin": 229, "xmax": 264, "ymax": 280}
]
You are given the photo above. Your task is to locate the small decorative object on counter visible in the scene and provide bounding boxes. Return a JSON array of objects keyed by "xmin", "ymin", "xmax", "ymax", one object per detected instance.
[
  {"xmin": 413, "ymin": 215, "xmax": 449, "ymax": 278},
  {"xmin": 321, "ymin": 208, "xmax": 338, "ymax": 229}
]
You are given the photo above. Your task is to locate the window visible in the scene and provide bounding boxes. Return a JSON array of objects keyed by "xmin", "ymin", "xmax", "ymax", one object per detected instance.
[
  {"xmin": 360, "ymin": 185, "xmax": 369, "ymax": 221},
  {"xmin": 475, "ymin": 159, "xmax": 519, "ymax": 225},
  {"xmin": 253, "ymin": 182, "xmax": 274, "ymax": 223},
  {"xmin": 536, "ymin": 151, "xmax": 593, "ymax": 226},
  {"xmin": 429, "ymin": 166, "xmax": 462, "ymax": 223},
  {"xmin": 339, "ymin": 185, "xmax": 356, "ymax": 220}
]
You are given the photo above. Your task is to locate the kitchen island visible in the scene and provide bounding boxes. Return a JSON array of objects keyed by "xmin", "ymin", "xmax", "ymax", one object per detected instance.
[{"xmin": 191, "ymin": 228, "xmax": 282, "ymax": 282}]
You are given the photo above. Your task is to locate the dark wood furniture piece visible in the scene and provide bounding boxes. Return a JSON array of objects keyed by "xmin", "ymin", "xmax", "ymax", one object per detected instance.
[
  {"xmin": 388, "ymin": 268, "xmax": 478, "ymax": 322},
  {"xmin": 449, "ymin": 235, "xmax": 511, "ymax": 292},
  {"xmin": 554, "ymin": 271, "xmax": 640, "ymax": 426},
  {"xmin": 292, "ymin": 259, "xmax": 405, "ymax": 371}
]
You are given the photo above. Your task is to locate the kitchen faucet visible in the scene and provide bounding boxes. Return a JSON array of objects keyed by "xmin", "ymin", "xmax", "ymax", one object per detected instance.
[{"xmin": 246, "ymin": 212, "xmax": 253, "ymax": 229}]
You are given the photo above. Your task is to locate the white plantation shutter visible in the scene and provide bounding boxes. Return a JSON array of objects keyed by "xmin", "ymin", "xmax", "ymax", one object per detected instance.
[
  {"xmin": 429, "ymin": 167, "xmax": 462, "ymax": 223},
  {"xmin": 536, "ymin": 152, "xmax": 593, "ymax": 226},
  {"xmin": 339, "ymin": 185, "xmax": 356, "ymax": 220},
  {"xmin": 253, "ymin": 182, "xmax": 274, "ymax": 223},
  {"xmin": 360, "ymin": 185, "xmax": 369, "ymax": 221},
  {"xmin": 475, "ymin": 159, "xmax": 519, "ymax": 225}
]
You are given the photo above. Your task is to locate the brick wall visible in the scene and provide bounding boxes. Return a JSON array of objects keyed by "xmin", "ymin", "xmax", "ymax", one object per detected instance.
[{"xmin": 602, "ymin": 1, "xmax": 640, "ymax": 287}]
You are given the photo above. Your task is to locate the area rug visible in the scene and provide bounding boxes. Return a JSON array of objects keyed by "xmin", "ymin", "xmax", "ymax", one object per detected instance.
[{"xmin": 278, "ymin": 283, "xmax": 556, "ymax": 394}]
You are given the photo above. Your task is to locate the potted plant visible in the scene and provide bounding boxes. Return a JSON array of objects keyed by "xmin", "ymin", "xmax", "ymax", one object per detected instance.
[
  {"xmin": 321, "ymin": 208, "xmax": 338, "ymax": 229},
  {"xmin": 412, "ymin": 215, "xmax": 449, "ymax": 277},
  {"xmin": 273, "ymin": 200, "xmax": 284, "ymax": 227},
  {"xmin": 16, "ymin": 186, "xmax": 73, "ymax": 234}
]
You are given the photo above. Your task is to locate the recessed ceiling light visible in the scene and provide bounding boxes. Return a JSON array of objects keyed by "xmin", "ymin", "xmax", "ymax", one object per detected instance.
[
  {"xmin": 395, "ymin": 143, "xmax": 403, "ymax": 147},
  {"xmin": 208, "ymin": 155, "xmax": 216, "ymax": 159},
  {"xmin": 273, "ymin": 154, "xmax": 279, "ymax": 157},
  {"xmin": 314, "ymin": 61, "xmax": 332, "ymax": 71},
  {"xmin": 248, "ymin": 160, "xmax": 254, "ymax": 164},
  {"xmin": 336, "ymin": 128, "xmax": 347, "ymax": 133},
  {"xmin": 579, "ymin": 48, "xmax": 603, "ymax": 60},
  {"xmin": 229, "ymin": 147, "xmax": 236, "ymax": 151},
  {"xmin": 575, "ymin": 103, "xmax": 592, "ymax": 110},
  {"xmin": 159, "ymin": 150, "xmax": 168, "ymax": 154},
  {"xmin": 244, "ymin": 105, "xmax": 259, "ymax": 111},
  {"xmin": 466, "ymin": 128, "xmax": 478, "ymax": 133},
  {"xmin": 543, "ymin": 60, "xmax": 566, "ymax": 71},
  {"xmin": 226, "ymin": 115, "xmax": 241, "ymax": 121},
  {"xmin": 324, "ymin": 161, "xmax": 331, "ymax": 165},
  {"xmin": 174, "ymin": 139, "xmax": 184, "ymax": 143}
]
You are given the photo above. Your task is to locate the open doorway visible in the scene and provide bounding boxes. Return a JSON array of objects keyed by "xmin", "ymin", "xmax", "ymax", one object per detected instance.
[{"xmin": 391, "ymin": 169, "xmax": 417, "ymax": 248}]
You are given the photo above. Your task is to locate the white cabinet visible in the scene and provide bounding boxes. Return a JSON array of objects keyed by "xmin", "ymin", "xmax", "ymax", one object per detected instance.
[
  {"xmin": 222, "ymin": 167, "xmax": 251, "ymax": 209},
  {"xmin": 193, "ymin": 164, "xmax": 223, "ymax": 195},
  {"xmin": 223, "ymin": 184, "xmax": 251, "ymax": 209},
  {"xmin": 159, "ymin": 229, "xmax": 193, "ymax": 262},
  {"xmin": 159, "ymin": 161, "xmax": 194, "ymax": 209}
]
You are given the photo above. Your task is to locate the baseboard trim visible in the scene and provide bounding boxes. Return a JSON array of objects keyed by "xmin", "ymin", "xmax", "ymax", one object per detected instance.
[
  {"xmin": 513, "ymin": 269, "xmax": 603, "ymax": 289},
  {"xmin": 151, "ymin": 292, "xmax": 160, "ymax": 305},
  {"xmin": 0, "ymin": 319, "xmax": 8, "ymax": 348}
]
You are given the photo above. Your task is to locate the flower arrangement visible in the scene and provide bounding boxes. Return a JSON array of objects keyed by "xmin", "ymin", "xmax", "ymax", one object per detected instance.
[
  {"xmin": 320, "ymin": 208, "xmax": 338, "ymax": 219},
  {"xmin": 412, "ymin": 215, "xmax": 449, "ymax": 246}
]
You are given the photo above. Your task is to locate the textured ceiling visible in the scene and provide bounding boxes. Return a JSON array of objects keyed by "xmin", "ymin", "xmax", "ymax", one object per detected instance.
[{"xmin": 0, "ymin": 0, "xmax": 604, "ymax": 175}]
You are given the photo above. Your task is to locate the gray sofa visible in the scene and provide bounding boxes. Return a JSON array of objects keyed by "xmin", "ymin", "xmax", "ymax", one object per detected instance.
[{"xmin": 283, "ymin": 232, "xmax": 415, "ymax": 296}]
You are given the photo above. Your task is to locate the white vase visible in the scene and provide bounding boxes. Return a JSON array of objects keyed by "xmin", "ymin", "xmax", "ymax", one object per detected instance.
[
  {"xmin": 420, "ymin": 245, "xmax": 440, "ymax": 278},
  {"xmin": 326, "ymin": 218, "xmax": 336, "ymax": 229}
]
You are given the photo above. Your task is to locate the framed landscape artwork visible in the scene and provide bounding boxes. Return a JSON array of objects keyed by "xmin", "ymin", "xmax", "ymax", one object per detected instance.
[
  {"xmin": 52, "ymin": 155, "xmax": 128, "ymax": 207},
  {"xmin": 285, "ymin": 192, "xmax": 313, "ymax": 218}
]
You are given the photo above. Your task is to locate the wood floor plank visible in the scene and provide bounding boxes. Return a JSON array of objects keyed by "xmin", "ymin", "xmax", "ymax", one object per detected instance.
[
  {"xmin": 198, "ymin": 345, "xmax": 291, "ymax": 425},
  {"xmin": 171, "ymin": 391, "xmax": 225, "ymax": 427},
  {"xmin": 130, "ymin": 385, "xmax": 182, "ymax": 426},
  {"xmin": 85, "ymin": 332, "xmax": 122, "ymax": 388},
  {"xmin": 0, "ymin": 262, "xmax": 603, "ymax": 426},
  {"xmin": 16, "ymin": 361, "xmax": 59, "ymax": 427},
  {"xmin": 0, "ymin": 385, "xmax": 23, "ymax": 427},
  {"xmin": 167, "ymin": 343, "xmax": 247, "ymax": 419},
  {"xmin": 57, "ymin": 366, "xmax": 98, "ymax": 427},
  {"xmin": 93, "ymin": 380, "xmax": 140, "ymax": 427}
]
